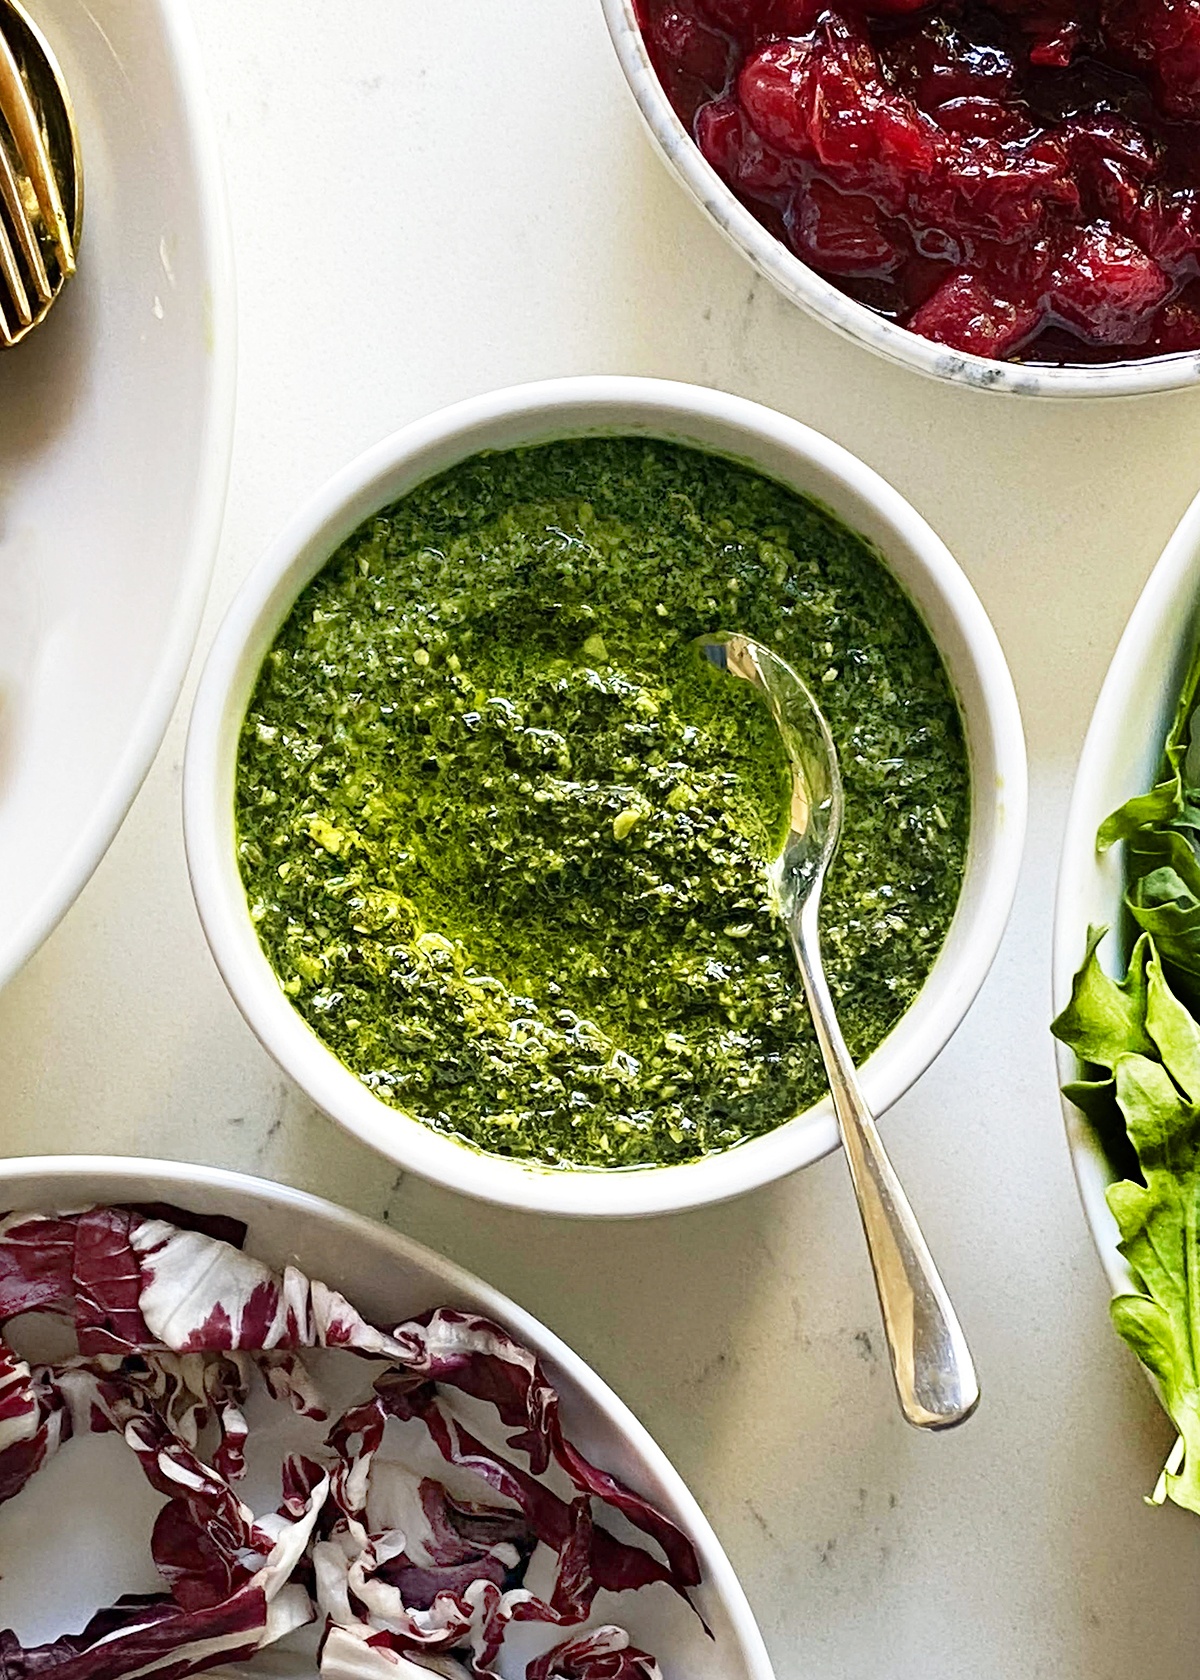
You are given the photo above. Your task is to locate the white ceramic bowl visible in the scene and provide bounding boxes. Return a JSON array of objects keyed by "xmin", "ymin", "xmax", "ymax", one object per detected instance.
[
  {"xmin": 1053, "ymin": 489, "xmax": 1200, "ymax": 1290},
  {"xmin": 185, "ymin": 376, "xmax": 1027, "ymax": 1219},
  {"xmin": 600, "ymin": 0, "xmax": 1200, "ymax": 399},
  {"xmin": 0, "ymin": 0, "xmax": 235, "ymax": 990},
  {"xmin": 0, "ymin": 1154, "xmax": 773, "ymax": 1677}
]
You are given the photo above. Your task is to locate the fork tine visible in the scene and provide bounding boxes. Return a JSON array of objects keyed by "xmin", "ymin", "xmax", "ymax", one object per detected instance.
[
  {"xmin": 0, "ymin": 127, "xmax": 46, "ymax": 305},
  {"xmin": 0, "ymin": 23, "xmax": 71, "ymax": 276},
  {"xmin": 0, "ymin": 202, "xmax": 31, "ymax": 326},
  {"xmin": 0, "ymin": 284, "xmax": 12, "ymax": 347}
]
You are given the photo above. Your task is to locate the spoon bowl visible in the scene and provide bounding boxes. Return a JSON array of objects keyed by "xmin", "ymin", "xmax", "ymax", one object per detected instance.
[
  {"xmin": 696, "ymin": 631, "xmax": 841, "ymax": 911},
  {"xmin": 699, "ymin": 630, "xmax": 980, "ymax": 1430}
]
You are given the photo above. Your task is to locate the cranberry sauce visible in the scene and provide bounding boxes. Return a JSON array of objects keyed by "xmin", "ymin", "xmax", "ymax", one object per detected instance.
[{"xmin": 635, "ymin": 0, "xmax": 1200, "ymax": 362}]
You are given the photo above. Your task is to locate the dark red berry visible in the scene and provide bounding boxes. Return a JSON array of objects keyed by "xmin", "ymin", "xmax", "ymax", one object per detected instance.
[
  {"xmin": 768, "ymin": 0, "xmax": 827, "ymax": 32},
  {"xmin": 738, "ymin": 38, "xmax": 822, "ymax": 159},
  {"xmin": 696, "ymin": 0, "xmax": 771, "ymax": 37},
  {"xmin": 787, "ymin": 178, "xmax": 907, "ymax": 272},
  {"xmin": 932, "ymin": 96, "xmax": 1035, "ymax": 140},
  {"xmin": 1103, "ymin": 0, "xmax": 1200, "ymax": 117},
  {"xmin": 742, "ymin": 19, "xmax": 939, "ymax": 210},
  {"xmin": 653, "ymin": 7, "xmax": 736, "ymax": 85},
  {"xmin": 1047, "ymin": 224, "xmax": 1172, "ymax": 341},
  {"xmin": 908, "ymin": 269, "xmax": 1043, "ymax": 354},
  {"xmin": 749, "ymin": 24, "xmax": 926, "ymax": 161},
  {"xmin": 696, "ymin": 96, "xmax": 800, "ymax": 194},
  {"xmin": 1143, "ymin": 293, "xmax": 1200, "ymax": 348},
  {"xmin": 888, "ymin": 23, "xmax": 1016, "ymax": 107},
  {"xmin": 912, "ymin": 131, "xmax": 1078, "ymax": 246},
  {"xmin": 1129, "ymin": 188, "xmax": 1200, "ymax": 271},
  {"xmin": 989, "ymin": 0, "xmax": 1098, "ymax": 64}
]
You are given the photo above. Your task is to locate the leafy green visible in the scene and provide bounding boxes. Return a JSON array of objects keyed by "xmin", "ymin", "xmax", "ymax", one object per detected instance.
[
  {"xmin": 1053, "ymin": 937, "xmax": 1200, "ymax": 1511},
  {"xmin": 1052, "ymin": 925, "xmax": 1153, "ymax": 1068},
  {"xmin": 1098, "ymin": 633, "xmax": 1200, "ymax": 1006},
  {"xmin": 1056, "ymin": 622, "xmax": 1200, "ymax": 1514}
]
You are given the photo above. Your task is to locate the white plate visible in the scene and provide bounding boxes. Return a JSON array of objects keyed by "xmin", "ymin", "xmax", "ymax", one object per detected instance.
[
  {"xmin": 0, "ymin": 1155, "xmax": 774, "ymax": 1679},
  {"xmin": 0, "ymin": 0, "xmax": 235, "ymax": 989},
  {"xmin": 1053, "ymin": 490, "xmax": 1200, "ymax": 1289}
]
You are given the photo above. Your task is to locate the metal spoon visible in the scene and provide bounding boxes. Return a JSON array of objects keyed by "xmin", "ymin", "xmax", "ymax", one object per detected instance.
[
  {"xmin": 0, "ymin": 0, "xmax": 81, "ymax": 347},
  {"xmin": 698, "ymin": 631, "xmax": 979, "ymax": 1430}
]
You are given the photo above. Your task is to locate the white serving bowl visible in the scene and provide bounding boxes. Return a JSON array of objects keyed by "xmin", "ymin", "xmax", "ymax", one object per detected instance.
[
  {"xmin": 185, "ymin": 376, "xmax": 1027, "ymax": 1218},
  {"xmin": 600, "ymin": 0, "xmax": 1200, "ymax": 399},
  {"xmin": 0, "ymin": 1154, "xmax": 773, "ymax": 1678},
  {"xmin": 1053, "ymin": 489, "xmax": 1200, "ymax": 1290}
]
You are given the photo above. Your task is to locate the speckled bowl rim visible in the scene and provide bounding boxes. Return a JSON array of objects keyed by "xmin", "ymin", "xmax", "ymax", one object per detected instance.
[
  {"xmin": 600, "ymin": 0, "xmax": 1200, "ymax": 399},
  {"xmin": 184, "ymin": 376, "xmax": 1027, "ymax": 1219}
]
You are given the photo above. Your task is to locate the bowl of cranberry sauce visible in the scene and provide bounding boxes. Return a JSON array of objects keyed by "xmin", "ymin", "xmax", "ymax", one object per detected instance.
[{"xmin": 605, "ymin": 0, "xmax": 1200, "ymax": 392}]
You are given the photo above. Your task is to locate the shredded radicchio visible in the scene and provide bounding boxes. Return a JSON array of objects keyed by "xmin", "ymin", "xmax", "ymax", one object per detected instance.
[{"xmin": 0, "ymin": 1206, "xmax": 702, "ymax": 1679}]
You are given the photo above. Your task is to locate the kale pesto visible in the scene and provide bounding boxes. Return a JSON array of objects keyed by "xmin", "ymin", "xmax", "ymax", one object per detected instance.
[{"xmin": 236, "ymin": 439, "xmax": 969, "ymax": 1170}]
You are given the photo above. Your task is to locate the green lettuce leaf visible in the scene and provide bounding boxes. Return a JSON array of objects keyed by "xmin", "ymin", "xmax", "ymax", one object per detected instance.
[
  {"xmin": 1051, "ymin": 925, "xmax": 1153, "ymax": 1067},
  {"xmin": 1098, "ymin": 632, "xmax": 1200, "ymax": 1006},
  {"xmin": 1052, "ymin": 929, "xmax": 1150, "ymax": 1176},
  {"xmin": 1055, "ymin": 938, "xmax": 1200, "ymax": 1512},
  {"xmin": 1128, "ymin": 849, "xmax": 1200, "ymax": 1003}
]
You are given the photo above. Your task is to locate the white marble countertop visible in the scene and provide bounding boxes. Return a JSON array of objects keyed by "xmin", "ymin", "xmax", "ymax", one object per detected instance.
[{"xmin": 4, "ymin": 1, "xmax": 1200, "ymax": 1674}]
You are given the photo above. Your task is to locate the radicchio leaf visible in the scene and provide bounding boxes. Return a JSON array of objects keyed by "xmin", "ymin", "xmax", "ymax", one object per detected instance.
[
  {"xmin": 526, "ymin": 1627, "xmax": 663, "ymax": 1680},
  {"xmin": 0, "ymin": 1207, "xmax": 702, "ymax": 1680},
  {"xmin": 0, "ymin": 1346, "xmax": 68, "ymax": 1508},
  {"xmin": 376, "ymin": 1311, "xmax": 701, "ymax": 1591},
  {"xmin": 371, "ymin": 1380, "xmax": 693, "ymax": 1610}
]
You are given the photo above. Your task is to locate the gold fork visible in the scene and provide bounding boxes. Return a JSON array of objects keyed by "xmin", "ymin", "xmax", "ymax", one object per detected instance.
[{"xmin": 0, "ymin": 0, "xmax": 80, "ymax": 348}]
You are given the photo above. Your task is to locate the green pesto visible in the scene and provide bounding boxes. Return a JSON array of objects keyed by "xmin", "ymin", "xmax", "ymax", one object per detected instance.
[{"xmin": 236, "ymin": 439, "xmax": 969, "ymax": 1170}]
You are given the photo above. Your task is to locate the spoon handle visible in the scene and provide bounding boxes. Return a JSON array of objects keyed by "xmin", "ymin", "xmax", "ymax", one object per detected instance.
[{"xmin": 791, "ymin": 898, "xmax": 980, "ymax": 1430}]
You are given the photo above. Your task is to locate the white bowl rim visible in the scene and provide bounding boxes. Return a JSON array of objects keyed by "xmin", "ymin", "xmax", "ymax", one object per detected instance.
[
  {"xmin": 0, "ymin": 1152, "xmax": 775, "ymax": 1680},
  {"xmin": 599, "ymin": 0, "xmax": 1200, "ymax": 400},
  {"xmin": 4, "ymin": 0, "xmax": 237, "ymax": 990},
  {"xmin": 1053, "ymin": 486, "xmax": 1200, "ymax": 1293},
  {"xmin": 184, "ymin": 374, "xmax": 1028, "ymax": 1219}
]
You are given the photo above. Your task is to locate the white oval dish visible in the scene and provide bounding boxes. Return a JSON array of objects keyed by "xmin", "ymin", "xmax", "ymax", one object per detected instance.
[
  {"xmin": 0, "ymin": 1154, "xmax": 774, "ymax": 1678},
  {"xmin": 1053, "ymin": 490, "xmax": 1200, "ymax": 1290},
  {"xmin": 0, "ymin": 0, "xmax": 235, "ymax": 990},
  {"xmin": 599, "ymin": 0, "xmax": 1200, "ymax": 400},
  {"xmin": 185, "ymin": 375, "xmax": 1027, "ymax": 1219}
]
